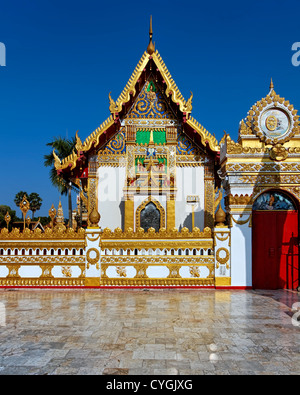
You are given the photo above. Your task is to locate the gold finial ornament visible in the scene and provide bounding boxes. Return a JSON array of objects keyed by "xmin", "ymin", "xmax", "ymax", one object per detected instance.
[
  {"xmin": 269, "ymin": 78, "xmax": 274, "ymax": 91},
  {"xmin": 49, "ymin": 204, "xmax": 56, "ymax": 228},
  {"xmin": 26, "ymin": 216, "xmax": 31, "ymax": 228},
  {"xmin": 4, "ymin": 212, "xmax": 11, "ymax": 229},
  {"xmin": 89, "ymin": 206, "xmax": 101, "ymax": 227},
  {"xmin": 147, "ymin": 15, "xmax": 155, "ymax": 55},
  {"xmin": 20, "ymin": 195, "xmax": 30, "ymax": 231},
  {"xmin": 215, "ymin": 204, "xmax": 226, "ymax": 227}
]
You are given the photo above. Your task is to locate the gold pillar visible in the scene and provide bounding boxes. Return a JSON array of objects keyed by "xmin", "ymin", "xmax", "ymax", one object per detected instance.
[
  {"xmin": 166, "ymin": 196, "xmax": 175, "ymax": 230},
  {"xmin": 124, "ymin": 196, "xmax": 134, "ymax": 230},
  {"xmin": 87, "ymin": 158, "xmax": 99, "ymax": 228},
  {"xmin": 204, "ymin": 159, "xmax": 215, "ymax": 229}
]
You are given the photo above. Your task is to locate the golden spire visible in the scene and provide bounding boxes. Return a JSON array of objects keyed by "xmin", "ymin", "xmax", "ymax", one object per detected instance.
[
  {"xmin": 57, "ymin": 200, "xmax": 64, "ymax": 224},
  {"xmin": 269, "ymin": 78, "xmax": 274, "ymax": 91},
  {"xmin": 147, "ymin": 15, "xmax": 155, "ymax": 55}
]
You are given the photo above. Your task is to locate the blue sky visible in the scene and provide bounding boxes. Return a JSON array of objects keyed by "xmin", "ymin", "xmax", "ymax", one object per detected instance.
[{"xmin": 0, "ymin": 0, "xmax": 300, "ymax": 218}]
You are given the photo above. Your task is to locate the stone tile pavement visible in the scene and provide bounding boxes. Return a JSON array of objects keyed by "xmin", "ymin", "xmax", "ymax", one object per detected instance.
[{"xmin": 0, "ymin": 288, "xmax": 299, "ymax": 375}]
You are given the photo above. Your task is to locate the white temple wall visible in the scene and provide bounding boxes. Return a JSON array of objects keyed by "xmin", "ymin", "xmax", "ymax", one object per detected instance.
[
  {"xmin": 97, "ymin": 165, "xmax": 126, "ymax": 230},
  {"xmin": 175, "ymin": 166, "xmax": 205, "ymax": 231},
  {"xmin": 230, "ymin": 219, "xmax": 252, "ymax": 287}
]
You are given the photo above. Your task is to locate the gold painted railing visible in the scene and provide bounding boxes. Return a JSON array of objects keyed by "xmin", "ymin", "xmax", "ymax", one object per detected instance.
[{"xmin": 100, "ymin": 226, "xmax": 213, "ymax": 251}]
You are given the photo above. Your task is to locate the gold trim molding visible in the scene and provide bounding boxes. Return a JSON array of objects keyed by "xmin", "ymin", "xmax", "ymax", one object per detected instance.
[
  {"xmin": 101, "ymin": 226, "xmax": 212, "ymax": 239},
  {"xmin": 0, "ymin": 227, "xmax": 85, "ymax": 240}
]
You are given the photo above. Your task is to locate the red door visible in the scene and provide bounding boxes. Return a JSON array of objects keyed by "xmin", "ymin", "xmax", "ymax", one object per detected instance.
[{"xmin": 252, "ymin": 211, "xmax": 299, "ymax": 289}]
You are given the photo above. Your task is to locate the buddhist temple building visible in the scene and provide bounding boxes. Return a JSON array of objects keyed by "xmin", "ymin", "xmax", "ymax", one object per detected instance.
[{"xmin": 0, "ymin": 19, "xmax": 299, "ymax": 290}]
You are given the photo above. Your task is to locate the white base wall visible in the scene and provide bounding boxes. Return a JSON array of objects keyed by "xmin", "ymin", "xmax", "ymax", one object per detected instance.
[{"xmin": 230, "ymin": 222, "xmax": 252, "ymax": 287}]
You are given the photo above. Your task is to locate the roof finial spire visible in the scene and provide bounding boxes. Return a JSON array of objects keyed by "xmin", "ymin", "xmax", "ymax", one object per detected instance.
[
  {"xmin": 147, "ymin": 15, "xmax": 155, "ymax": 55},
  {"xmin": 269, "ymin": 77, "xmax": 274, "ymax": 91}
]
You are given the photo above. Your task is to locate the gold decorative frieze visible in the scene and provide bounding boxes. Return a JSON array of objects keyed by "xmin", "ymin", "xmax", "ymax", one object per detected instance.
[
  {"xmin": 0, "ymin": 278, "xmax": 85, "ymax": 287},
  {"xmin": 101, "ymin": 226, "xmax": 211, "ymax": 239},
  {"xmin": 225, "ymin": 194, "xmax": 253, "ymax": 206},
  {"xmin": 100, "ymin": 255, "xmax": 214, "ymax": 266},
  {"xmin": 0, "ymin": 227, "xmax": 85, "ymax": 240},
  {"xmin": 100, "ymin": 226, "xmax": 213, "ymax": 250},
  {"xmin": 239, "ymin": 173, "xmax": 300, "ymax": 185},
  {"xmin": 99, "ymin": 278, "xmax": 214, "ymax": 287},
  {"xmin": 0, "ymin": 242, "xmax": 84, "ymax": 251},
  {"xmin": 226, "ymin": 162, "xmax": 300, "ymax": 173},
  {"xmin": 0, "ymin": 256, "xmax": 85, "ymax": 265}
]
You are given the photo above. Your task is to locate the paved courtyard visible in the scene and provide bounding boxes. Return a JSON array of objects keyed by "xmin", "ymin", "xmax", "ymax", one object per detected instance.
[{"xmin": 0, "ymin": 288, "xmax": 299, "ymax": 375}]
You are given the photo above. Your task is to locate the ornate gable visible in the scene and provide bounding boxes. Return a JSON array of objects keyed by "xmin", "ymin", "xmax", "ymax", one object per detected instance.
[
  {"xmin": 126, "ymin": 79, "xmax": 176, "ymax": 120},
  {"xmin": 55, "ymin": 23, "xmax": 219, "ymax": 180}
]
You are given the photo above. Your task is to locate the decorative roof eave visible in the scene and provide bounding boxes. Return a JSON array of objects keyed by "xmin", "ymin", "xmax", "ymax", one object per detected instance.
[
  {"xmin": 186, "ymin": 116, "xmax": 220, "ymax": 153},
  {"xmin": 55, "ymin": 115, "xmax": 115, "ymax": 172}
]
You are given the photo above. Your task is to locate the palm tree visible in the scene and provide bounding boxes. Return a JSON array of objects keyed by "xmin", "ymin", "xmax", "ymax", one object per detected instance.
[
  {"xmin": 44, "ymin": 136, "xmax": 78, "ymax": 227},
  {"xmin": 28, "ymin": 192, "xmax": 43, "ymax": 219}
]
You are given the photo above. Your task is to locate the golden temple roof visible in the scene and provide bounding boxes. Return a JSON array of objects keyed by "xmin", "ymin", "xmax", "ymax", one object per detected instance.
[{"xmin": 55, "ymin": 32, "xmax": 219, "ymax": 172}]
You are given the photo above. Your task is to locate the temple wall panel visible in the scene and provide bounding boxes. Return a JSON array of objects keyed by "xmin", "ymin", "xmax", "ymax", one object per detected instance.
[
  {"xmin": 175, "ymin": 166, "xmax": 205, "ymax": 231},
  {"xmin": 97, "ymin": 165, "xmax": 126, "ymax": 230}
]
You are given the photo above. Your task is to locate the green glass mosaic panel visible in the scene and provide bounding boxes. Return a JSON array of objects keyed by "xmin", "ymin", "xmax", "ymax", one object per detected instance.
[{"xmin": 136, "ymin": 129, "xmax": 166, "ymax": 145}]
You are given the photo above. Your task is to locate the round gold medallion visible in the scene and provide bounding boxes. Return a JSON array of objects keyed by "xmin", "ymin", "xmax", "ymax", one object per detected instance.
[{"xmin": 265, "ymin": 115, "xmax": 277, "ymax": 131}]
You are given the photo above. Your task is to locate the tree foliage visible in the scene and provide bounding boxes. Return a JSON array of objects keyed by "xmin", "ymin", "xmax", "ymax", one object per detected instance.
[
  {"xmin": 44, "ymin": 136, "xmax": 78, "ymax": 226},
  {"xmin": 14, "ymin": 191, "xmax": 43, "ymax": 218},
  {"xmin": 0, "ymin": 205, "xmax": 18, "ymax": 230},
  {"xmin": 28, "ymin": 192, "xmax": 43, "ymax": 219},
  {"xmin": 44, "ymin": 136, "xmax": 77, "ymax": 195},
  {"xmin": 14, "ymin": 191, "xmax": 29, "ymax": 209}
]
